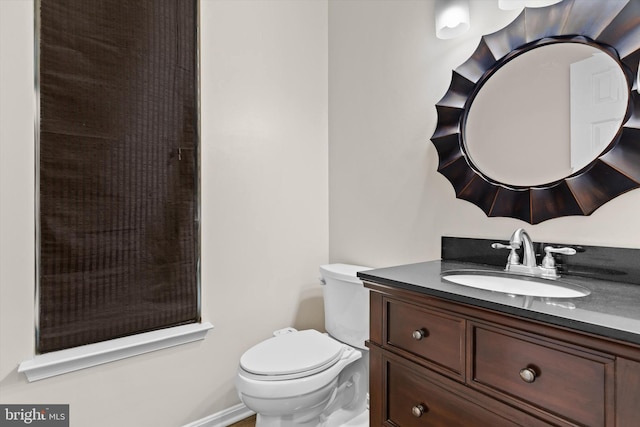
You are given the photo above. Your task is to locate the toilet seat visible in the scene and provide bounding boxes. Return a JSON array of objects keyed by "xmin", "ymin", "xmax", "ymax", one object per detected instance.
[{"xmin": 240, "ymin": 330, "xmax": 345, "ymax": 381}]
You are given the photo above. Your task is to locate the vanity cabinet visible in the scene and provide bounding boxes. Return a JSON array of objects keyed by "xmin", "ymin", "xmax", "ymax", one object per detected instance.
[{"xmin": 365, "ymin": 283, "xmax": 640, "ymax": 427}]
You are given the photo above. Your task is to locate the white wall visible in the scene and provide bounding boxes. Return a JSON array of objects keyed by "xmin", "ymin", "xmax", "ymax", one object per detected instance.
[
  {"xmin": 0, "ymin": 0, "xmax": 328, "ymax": 426},
  {"xmin": 328, "ymin": 0, "xmax": 640, "ymax": 269},
  {"xmin": 200, "ymin": 0, "xmax": 329, "ymax": 414}
]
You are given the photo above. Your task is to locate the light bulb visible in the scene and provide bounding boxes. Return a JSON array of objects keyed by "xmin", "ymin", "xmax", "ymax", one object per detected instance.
[
  {"xmin": 435, "ymin": 0, "xmax": 470, "ymax": 39},
  {"xmin": 498, "ymin": 0, "xmax": 562, "ymax": 11}
]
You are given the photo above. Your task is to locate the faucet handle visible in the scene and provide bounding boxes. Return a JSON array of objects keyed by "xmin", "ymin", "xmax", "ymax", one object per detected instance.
[
  {"xmin": 492, "ymin": 242, "xmax": 520, "ymax": 265},
  {"xmin": 542, "ymin": 246, "xmax": 576, "ymax": 268},
  {"xmin": 544, "ymin": 246, "xmax": 577, "ymax": 256},
  {"xmin": 491, "ymin": 243, "xmax": 511, "ymax": 250}
]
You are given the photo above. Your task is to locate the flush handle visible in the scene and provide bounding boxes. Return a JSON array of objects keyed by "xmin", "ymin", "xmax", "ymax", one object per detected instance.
[
  {"xmin": 519, "ymin": 367, "xmax": 537, "ymax": 383},
  {"xmin": 412, "ymin": 404, "xmax": 427, "ymax": 417},
  {"xmin": 412, "ymin": 329, "xmax": 426, "ymax": 340}
]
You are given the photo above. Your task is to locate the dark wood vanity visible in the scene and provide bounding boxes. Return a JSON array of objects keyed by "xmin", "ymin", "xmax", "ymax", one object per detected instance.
[{"xmin": 364, "ymin": 280, "xmax": 640, "ymax": 427}]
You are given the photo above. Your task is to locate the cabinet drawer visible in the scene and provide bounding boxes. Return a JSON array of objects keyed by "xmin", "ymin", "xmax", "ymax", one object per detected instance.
[
  {"xmin": 472, "ymin": 325, "xmax": 614, "ymax": 427},
  {"xmin": 387, "ymin": 357, "xmax": 520, "ymax": 427},
  {"xmin": 386, "ymin": 298, "xmax": 465, "ymax": 377}
]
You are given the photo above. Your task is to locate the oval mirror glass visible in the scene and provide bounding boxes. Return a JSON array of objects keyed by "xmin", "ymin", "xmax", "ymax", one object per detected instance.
[{"xmin": 464, "ymin": 43, "xmax": 628, "ymax": 187}]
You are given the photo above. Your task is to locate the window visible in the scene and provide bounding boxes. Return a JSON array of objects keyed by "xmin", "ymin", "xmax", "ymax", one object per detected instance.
[{"xmin": 37, "ymin": 0, "xmax": 199, "ymax": 354}]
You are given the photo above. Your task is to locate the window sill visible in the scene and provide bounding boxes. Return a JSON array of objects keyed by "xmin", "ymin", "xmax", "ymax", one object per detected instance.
[{"xmin": 18, "ymin": 322, "xmax": 214, "ymax": 382}]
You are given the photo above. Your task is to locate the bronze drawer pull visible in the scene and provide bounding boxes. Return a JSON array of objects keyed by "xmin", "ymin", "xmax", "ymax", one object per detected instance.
[
  {"xmin": 412, "ymin": 329, "xmax": 426, "ymax": 340},
  {"xmin": 411, "ymin": 404, "xmax": 427, "ymax": 417},
  {"xmin": 519, "ymin": 367, "xmax": 537, "ymax": 383}
]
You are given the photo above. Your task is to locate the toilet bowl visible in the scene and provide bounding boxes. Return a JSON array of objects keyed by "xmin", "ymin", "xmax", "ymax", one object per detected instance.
[
  {"xmin": 236, "ymin": 330, "xmax": 365, "ymax": 426},
  {"xmin": 235, "ymin": 264, "xmax": 372, "ymax": 427}
]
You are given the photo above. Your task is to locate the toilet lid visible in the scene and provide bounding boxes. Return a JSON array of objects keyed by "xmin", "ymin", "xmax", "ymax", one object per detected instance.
[{"xmin": 240, "ymin": 330, "xmax": 344, "ymax": 378}]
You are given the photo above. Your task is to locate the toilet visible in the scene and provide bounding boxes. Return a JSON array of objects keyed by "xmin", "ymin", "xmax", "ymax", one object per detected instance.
[{"xmin": 235, "ymin": 263, "xmax": 372, "ymax": 427}]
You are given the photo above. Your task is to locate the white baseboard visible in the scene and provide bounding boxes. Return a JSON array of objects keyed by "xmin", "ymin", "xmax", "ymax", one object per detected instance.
[{"xmin": 183, "ymin": 403, "xmax": 255, "ymax": 427}]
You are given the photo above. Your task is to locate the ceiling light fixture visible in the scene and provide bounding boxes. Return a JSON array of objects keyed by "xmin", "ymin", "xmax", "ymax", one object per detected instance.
[
  {"xmin": 498, "ymin": 0, "xmax": 562, "ymax": 10},
  {"xmin": 435, "ymin": 0, "xmax": 470, "ymax": 40}
]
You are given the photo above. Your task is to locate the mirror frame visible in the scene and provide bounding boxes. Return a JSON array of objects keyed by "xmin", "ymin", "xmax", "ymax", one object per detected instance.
[{"xmin": 431, "ymin": 0, "xmax": 640, "ymax": 224}]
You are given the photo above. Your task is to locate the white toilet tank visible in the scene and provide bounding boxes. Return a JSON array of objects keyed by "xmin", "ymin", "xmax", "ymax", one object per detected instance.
[{"xmin": 319, "ymin": 263, "xmax": 372, "ymax": 350}]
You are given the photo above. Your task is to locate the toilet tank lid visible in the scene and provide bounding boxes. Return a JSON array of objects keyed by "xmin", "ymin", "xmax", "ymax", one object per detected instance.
[{"xmin": 319, "ymin": 263, "xmax": 372, "ymax": 284}]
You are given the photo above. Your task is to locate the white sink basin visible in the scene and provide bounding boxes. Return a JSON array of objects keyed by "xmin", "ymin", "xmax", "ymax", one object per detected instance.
[{"xmin": 441, "ymin": 270, "xmax": 590, "ymax": 298}]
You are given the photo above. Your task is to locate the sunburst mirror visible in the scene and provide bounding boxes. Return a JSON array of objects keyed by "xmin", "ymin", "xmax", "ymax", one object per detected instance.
[{"xmin": 431, "ymin": 0, "xmax": 640, "ymax": 224}]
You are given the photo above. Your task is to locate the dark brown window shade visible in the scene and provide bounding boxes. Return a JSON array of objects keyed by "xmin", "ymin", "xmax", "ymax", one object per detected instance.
[{"xmin": 38, "ymin": 0, "xmax": 199, "ymax": 353}]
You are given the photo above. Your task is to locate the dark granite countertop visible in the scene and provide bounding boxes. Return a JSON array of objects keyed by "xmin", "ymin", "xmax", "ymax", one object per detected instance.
[{"xmin": 358, "ymin": 260, "xmax": 640, "ymax": 346}]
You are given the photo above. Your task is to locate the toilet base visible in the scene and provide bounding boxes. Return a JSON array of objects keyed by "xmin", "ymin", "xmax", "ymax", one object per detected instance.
[
  {"xmin": 335, "ymin": 409, "xmax": 368, "ymax": 427},
  {"xmin": 252, "ymin": 353, "xmax": 369, "ymax": 427},
  {"xmin": 256, "ymin": 409, "xmax": 368, "ymax": 427}
]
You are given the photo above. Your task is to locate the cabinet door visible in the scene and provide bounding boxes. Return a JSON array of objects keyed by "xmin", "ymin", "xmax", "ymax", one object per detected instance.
[
  {"xmin": 471, "ymin": 323, "xmax": 615, "ymax": 427},
  {"xmin": 382, "ymin": 351, "xmax": 522, "ymax": 427},
  {"xmin": 616, "ymin": 357, "xmax": 640, "ymax": 426},
  {"xmin": 385, "ymin": 298, "xmax": 465, "ymax": 379}
]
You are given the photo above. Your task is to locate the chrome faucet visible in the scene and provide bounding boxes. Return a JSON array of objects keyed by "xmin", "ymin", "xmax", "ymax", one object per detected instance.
[
  {"xmin": 509, "ymin": 228, "xmax": 537, "ymax": 270},
  {"xmin": 492, "ymin": 228, "xmax": 576, "ymax": 278}
]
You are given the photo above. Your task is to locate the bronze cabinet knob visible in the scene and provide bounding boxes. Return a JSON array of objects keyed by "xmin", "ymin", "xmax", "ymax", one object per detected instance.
[
  {"xmin": 411, "ymin": 404, "xmax": 426, "ymax": 417},
  {"xmin": 519, "ymin": 367, "xmax": 537, "ymax": 383},
  {"xmin": 412, "ymin": 329, "xmax": 425, "ymax": 340}
]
